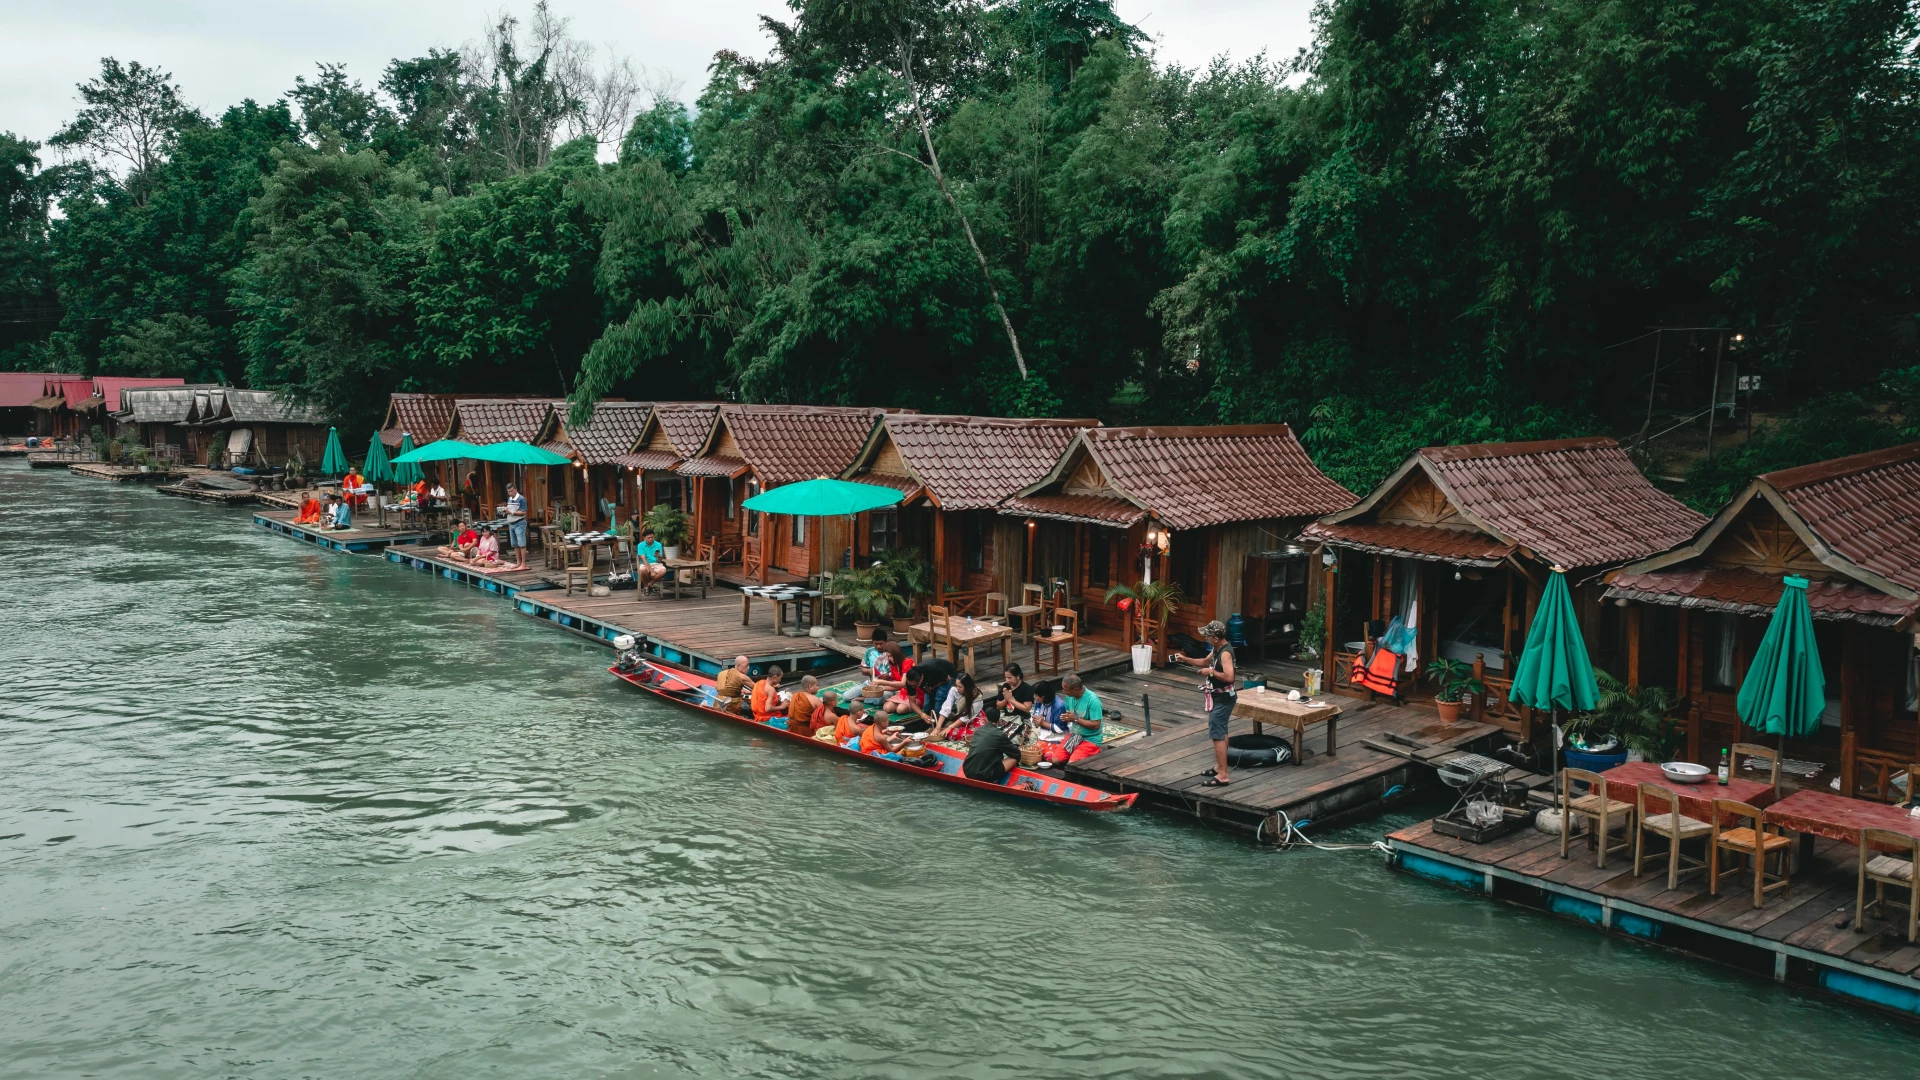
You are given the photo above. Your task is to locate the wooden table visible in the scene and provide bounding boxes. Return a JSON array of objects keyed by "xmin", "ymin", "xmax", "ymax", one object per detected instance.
[
  {"xmin": 1230, "ymin": 689, "xmax": 1340, "ymax": 766},
  {"xmin": 909, "ymin": 619, "xmax": 1013, "ymax": 678},
  {"xmin": 656, "ymin": 555, "xmax": 710, "ymax": 599},
  {"xmin": 1765, "ymin": 789, "xmax": 1920, "ymax": 866},
  {"xmin": 1599, "ymin": 762, "xmax": 1776, "ymax": 823},
  {"xmin": 741, "ymin": 587, "xmax": 820, "ymax": 635}
]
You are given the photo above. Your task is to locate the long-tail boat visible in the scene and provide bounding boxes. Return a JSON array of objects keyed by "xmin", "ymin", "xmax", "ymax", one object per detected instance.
[{"xmin": 609, "ymin": 655, "xmax": 1137, "ymax": 812}]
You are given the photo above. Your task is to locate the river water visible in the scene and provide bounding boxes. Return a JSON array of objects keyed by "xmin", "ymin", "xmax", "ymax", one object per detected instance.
[{"xmin": 0, "ymin": 461, "xmax": 1911, "ymax": 1078}]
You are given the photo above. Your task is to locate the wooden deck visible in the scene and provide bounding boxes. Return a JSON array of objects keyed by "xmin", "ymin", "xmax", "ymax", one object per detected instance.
[
  {"xmin": 1388, "ymin": 818, "xmax": 1920, "ymax": 1018},
  {"xmin": 1064, "ymin": 665, "xmax": 1504, "ymax": 839},
  {"xmin": 68, "ymin": 461, "xmax": 183, "ymax": 482},
  {"xmin": 252, "ymin": 508, "xmax": 434, "ymax": 555}
]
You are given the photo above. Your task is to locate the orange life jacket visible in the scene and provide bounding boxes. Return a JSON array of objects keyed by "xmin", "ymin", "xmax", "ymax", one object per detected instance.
[{"xmin": 1352, "ymin": 645, "xmax": 1401, "ymax": 696}]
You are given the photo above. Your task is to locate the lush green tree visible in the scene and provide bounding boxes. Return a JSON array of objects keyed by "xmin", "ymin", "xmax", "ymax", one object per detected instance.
[
  {"xmin": 0, "ymin": 134, "xmax": 72, "ymax": 367},
  {"xmin": 101, "ymin": 313, "xmax": 223, "ymax": 381}
]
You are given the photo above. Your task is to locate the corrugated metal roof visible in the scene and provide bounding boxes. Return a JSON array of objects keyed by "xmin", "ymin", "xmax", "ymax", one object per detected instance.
[
  {"xmin": 0, "ymin": 372, "xmax": 59, "ymax": 409},
  {"xmin": 94, "ymin": 376, "xmax": 185, "ymax": 412},
  {"xmin": 58, "ymin": 380, "xmax": 96, "ymax": 411},
  {"xmin": 209, "ymin": 389, "xmax": 328, "ymax": 425},
  {"xmin": 1302, "ymin": 521, "xmax": 1516, "ymax": 566},
  {"xmin": 1606, "ymin": 568, "xmax": 1918, "ymax": 627},
  {"xmin": 117, "ymin": 387, "xmax": 208, "ymax": 423},
  {"xmin": 855, "ymin": 414, "xmax": 1097, "ymax": 510},
  {"xmin": 554, "ymin": 401, "xmax": 652, "ymax": 465},
  {"xmin": 712, "ymin": 404, "xmax": 885, "ymax": 486},
  {"xmin": 1003, "ymin": 493, "xmax": 1148, "ymax": 527},
  {"xmin": 1762, "ymin": 442, "xmax": 1920, "ymax": 594}
]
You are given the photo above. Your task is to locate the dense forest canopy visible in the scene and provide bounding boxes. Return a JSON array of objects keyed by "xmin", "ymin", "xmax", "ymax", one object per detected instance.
[{"xmin": 4, "ymin": 0, "xmax": 1919, "ymax": 500}]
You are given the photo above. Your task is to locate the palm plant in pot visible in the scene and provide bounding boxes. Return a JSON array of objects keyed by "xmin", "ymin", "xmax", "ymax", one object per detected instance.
[
  {"xmin": 643, "ymin": 503, "xmax": 691, "ymax": 558},
  {"xmin": 1564, "ymin": 672, "xmax": 1678, "ymax": 767},
  {"xmin": 832, "ymin": 565, "xmax": 905, "ymax": 642},
  {"xmin": 1105, "ymin": 580, "xmax": 1183, "ymax": 672},
  {"xmin": 1424, "ymin": 657, "xmax": 1487, "ymax": 723},
  {"xmin": 874, "ymin": 546, "xmax": 933, "ymax": 625}
]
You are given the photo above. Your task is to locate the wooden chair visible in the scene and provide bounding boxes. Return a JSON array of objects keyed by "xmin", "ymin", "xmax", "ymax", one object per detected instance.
[
  {"xmin": 817, "ymin": 570, "xmax": 843, "ymax": 627},
  {"xmin": 1732, "ymin": 742, "xmax": 1782, "ymax": 788},
  {"xmin": 1034, "ymin": 607, "xmax": 1080, "ymax": 675},
  {"xmin": 1008, "ymin": 583, "xmax": 1045, "ymax": 642},
  {"xmin": 1710, "ymin": 798, "xmax": 1792, "ymax": 909},
  {"xmin": 983, "ymin": 591, "xmax": 1009, "ymax": 625},
  {"xmin": 539, "ymin": 525, "xmax": 563, "ymax": 569},
  {"xmin": 561, "ymin": 543, "xmax": 593, "ymax": 596},
  {"xmin": 1559, "ymin": 768, "xmax": 1634, "ymax": 869},
  {"xmin": 683, "ymin": 542, "xmax": 715, "ymax": 598},
  {"xmin": 1855, "ymin": 828, "xmax": 1920, "ymax": 942},
  {"xmin": 926, "ymin": 604, "xmax": 958, "ymax": 664},
  {"xmin": 1633, "ymin": 782, "xmax": 1711, "ymax": 890}
]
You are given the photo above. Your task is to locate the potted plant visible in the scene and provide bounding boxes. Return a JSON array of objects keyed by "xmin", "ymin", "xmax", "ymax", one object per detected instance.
[
  {"xmin": 1566, "ymin": 672, "xmax": 1679, "ymax": 766},
  {"xmin": 832, "ymin": 565, "xmax": 904, "ymax": 642},
  {"xmin": 874, "ymin": 546, "xmax": 932, "ymax": 624},
  {"xmin": 644, "ymin": 502, "xmax": 691, "ymax": 558},
  {"xmin": 1424, "ymin": 657, "xmax": 1487, "ymax": 723},
  {"xmin": 1106, "ymin": 580, "xmax": 1184, "ymax": 672}
]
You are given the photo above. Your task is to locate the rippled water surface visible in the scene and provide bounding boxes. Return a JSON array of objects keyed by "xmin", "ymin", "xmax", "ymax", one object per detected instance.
[{"xmin": 1, "ymin": 461, "xmax": 1912, "ymax": 1077}]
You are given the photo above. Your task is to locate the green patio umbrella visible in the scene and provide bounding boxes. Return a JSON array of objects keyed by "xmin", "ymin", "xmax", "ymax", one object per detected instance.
[
  {"xmin": 1737, "ymin": 575, "xmax": 1826, "ymax": 745},
  {"xmin": 361, "ymin": 431, "xmax": 394, "ymax": 484},
  {"xmin": 319, "ymin": 426, "xmax": 348, "ymax": 476},
  {"xmin": 1510, "ymin": 569, "xmax": 1600, "ymax": 785},
  {"xmin": 742, "ymin": 477, "xmax": 904, "ymax": 516},
  {"xmin": 392, "ymin": 438, "xmax": 486, "ymax": 464},
  {"xmin": 392, "ymin": 433, "xmax": 425, "ymax": 486},
  {"xmin": 465, "ymin": 440, "xmax": 573, "ymax": 466}
]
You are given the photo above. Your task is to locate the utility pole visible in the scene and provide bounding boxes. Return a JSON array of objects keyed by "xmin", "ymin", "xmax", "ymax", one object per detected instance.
[{"xmin": 1705, "ymin": 332, "xmax": 1726, "ymax": 459}]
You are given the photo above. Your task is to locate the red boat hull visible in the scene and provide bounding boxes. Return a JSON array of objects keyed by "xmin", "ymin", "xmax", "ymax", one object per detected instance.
[{"xmin": 609, "ymin": 660, "xmax": 1136, "ymax": 812}]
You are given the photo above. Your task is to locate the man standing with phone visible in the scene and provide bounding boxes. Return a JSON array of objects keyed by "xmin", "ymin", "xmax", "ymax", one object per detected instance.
[{"xmin": 505, "ymin": 483, "xmax": 530, "ymax": 569}]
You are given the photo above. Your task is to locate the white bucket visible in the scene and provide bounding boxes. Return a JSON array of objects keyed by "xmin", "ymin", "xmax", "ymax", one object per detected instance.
[{"xmin": 1130, "ymin": 644, "xmax": 1153, "ymax": 673}]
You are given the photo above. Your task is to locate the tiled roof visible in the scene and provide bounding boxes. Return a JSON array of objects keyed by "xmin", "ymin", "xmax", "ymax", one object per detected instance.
[
  {"xmin": 117, "ymin": 387, "xmax": 207, "ymax": 423},
  {"xmin": 614, "ymin": 450, "xmax": 683, "ymax": 471},
  {"xmin": 555, "ymin": 401, "xmax": 652, "ymax": 465},
  {"xmin": 1762, "ymin": 443, "xmax": 1920, "ymax": 594},
  {"xmin": 855, "ymin": 474, "xmax": 925, "ymax": 498},
  {"xmin": 1302, "ymin": 521, "xmax": 1516, "ymax": 566},
  {"xmin": 94, "ymin": 376, "xmax": 185, "ymax": 412},
  {"xmin": 1073, "ymin": 425, "xmax": 1353, "ymax": 530},
  {"xmin": 679, "ymin": 455, "xmax": 751, "ymax": 478},
  {"xmin": 380, "ymin": 393, "xmax": 467, "ymax": 446},
  {"xmin": 1606, "ymin": 568, "xmax": 1918, "ymax": 628},
  {"xmin": 863, "ymin": 414, "xmax": 1098, "ymax": 510},
  {"xmin": 654, "ymin": 402, "xmax": 721, "ymax": 458},
  {"xmin": 1416, "ymin": 437, "xmax": 1706, "ymax": 569},
  {"xmin": 717, "ymin": 404, "xmax": 885, "ymax": 486},
  {"xmin": 451, "ymin": 399, "xmax": 555, "ymax": 445},
  {"xmin": 1004, "ymin": 493, "xmax": 1148, "ymax": 527},
  {"xmin": 0, "ymin": 372, "xmax": 59, "ymax": 409}
]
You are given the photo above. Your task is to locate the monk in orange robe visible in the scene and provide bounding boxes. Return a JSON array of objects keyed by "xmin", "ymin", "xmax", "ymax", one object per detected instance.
[{"xmin": 294, "ymin": 495, "xmax": 323, "ymax": 524}]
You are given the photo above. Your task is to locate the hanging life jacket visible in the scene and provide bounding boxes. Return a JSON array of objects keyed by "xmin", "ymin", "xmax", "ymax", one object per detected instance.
[{"xmin": 1352, "ymin": 644, "xmax": 1402, "ymax": 696}]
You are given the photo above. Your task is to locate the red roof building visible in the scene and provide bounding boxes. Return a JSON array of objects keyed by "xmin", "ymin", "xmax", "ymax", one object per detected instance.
[
  {"xmin": 1604, "ymin": 443, "xmax": 1920, "ymax": 795},
  {"xmin": 1302, "ymin": 436, "xmax": 1704, "ymax": 739},
  {"xmin": 1005, "ymin": 424, "xmax": 1355, "ymax": 651}
]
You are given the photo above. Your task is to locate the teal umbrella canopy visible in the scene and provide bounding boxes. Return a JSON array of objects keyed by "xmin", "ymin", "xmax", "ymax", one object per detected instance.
[
  {"xmin": 393, "ymin": 438, "xmax": 485, "ymax": 464},
  {"xmin": 743, "ymin": 478, "xmax": 904, "ymax": 516},
  {"xmin": 1737, "ymin": 575, "xmax": 1827, "ymax": 738},
  {"xmin": 448, "ymin": 440, "xmax": 573, "ymax": 466},
  {"xmin": 319, "ymin": 427, "xmax": 348, "ymax": 476},
  {"xmin": 361, "ymin": 431, "xmax": 394, "ymax": 483},
  {"xmin": 392, "ymin": 433, "xmax": 425, "ymax": 485},
  {"xmin": 1509, "ymin": 570, "xmax": 1600, "ymax": 713}
]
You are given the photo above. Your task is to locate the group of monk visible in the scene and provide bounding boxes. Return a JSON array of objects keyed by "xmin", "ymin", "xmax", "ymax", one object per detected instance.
[{"xmin": 293, "ymin": 491, "xmax": 351, "ymax": 530}]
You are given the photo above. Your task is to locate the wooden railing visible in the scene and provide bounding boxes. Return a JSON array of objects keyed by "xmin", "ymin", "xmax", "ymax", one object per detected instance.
[
  {"xmin": 1845, "ymin": 745, "xmax": 1915, "ymax": 803},
  {"xmin": 939, "ymin": 588, "xmax": 988, "ymax": 617},
  {"xmin": 1470, "ymin": 672, "xmax": 1533, "ymax": 741}
]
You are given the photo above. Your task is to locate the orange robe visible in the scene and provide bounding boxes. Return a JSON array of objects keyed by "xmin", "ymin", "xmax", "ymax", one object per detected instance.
[
  {"xmin": 294, "ymin": 497, "xmax": 323, "ymax": 524},
  {"xmin": 834, "ymin": 711, "xmax": 862, "ymax": 745},
  {"xmin": 787, "ymin": 692, "xmax": 819, "ymax": 736},
  {"xmin": 750, "ymin": 679, "xmax": 782, "ymax": 723}
]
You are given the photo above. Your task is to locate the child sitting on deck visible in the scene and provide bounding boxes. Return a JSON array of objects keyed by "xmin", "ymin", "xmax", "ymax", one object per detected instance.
[{"xmin": 474, "ymin": 526, "xmax": 500, "ymax": 565}]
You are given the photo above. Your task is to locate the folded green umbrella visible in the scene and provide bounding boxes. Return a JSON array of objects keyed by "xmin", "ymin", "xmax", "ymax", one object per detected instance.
[
  {"xmin": 1510, "ymin": 569, "xmax": 1599, "ymax": 713},
  {"xmin": 320, "ymin": 427, "xmax": 348, "ymax": 476},
  {"xmin": 392, "ymin": 433, "xmax": 424, "ymax": 486},
  {"xmin": 742, "ymin": 477, "xmax": 904, "ymax": 516},
  {"xmin": 361, "ymin": 431, "xmax": 394, "ymax": 483},
  {"xmin": 1737, "ymin": 574, "xmax": 1826, "ymax": 740},
  {"xmin": 392, "ymin": 438, "xmax": 485, "ymax": 464}
]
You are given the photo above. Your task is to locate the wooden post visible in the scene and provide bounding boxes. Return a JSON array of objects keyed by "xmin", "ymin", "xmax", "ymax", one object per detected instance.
[
  {"xmin": 933, "ymin": 510, "xmax": 947, "ymax": 600},
  {"xmin": 1321, "ymin": 552, "xmax": 1338, "ymax": 695},
  {"xmin": 1840, "ymin": 625, "xmax": 1861, "ymax": 799},
  {"xmin": 1470, "ymin": 655, "xmax": 1486, "ymax": 723},
  {"xmin": 1625, "ymin": 605, "xmax": 1643, "ymax": 689},
  {"xmin": 1678, "ymin": 609, "xmax": 1699, "ymax": 763}
]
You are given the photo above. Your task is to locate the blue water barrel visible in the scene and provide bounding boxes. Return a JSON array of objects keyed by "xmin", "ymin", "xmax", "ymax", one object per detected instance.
[{"xmin": 1226, "ymin": 613, "xmax": 1248, "ymax": 647}]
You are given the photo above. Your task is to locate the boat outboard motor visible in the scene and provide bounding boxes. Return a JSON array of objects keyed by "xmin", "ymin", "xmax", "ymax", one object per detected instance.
[{"xmin": 611, "ymin": 634, "xmax": 645, "ymax": 674}]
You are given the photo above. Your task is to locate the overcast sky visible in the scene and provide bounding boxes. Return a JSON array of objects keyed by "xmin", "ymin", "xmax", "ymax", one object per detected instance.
[{"xmin": 3, "ymin": 1, "xmax": 1317, "ymax": 147}]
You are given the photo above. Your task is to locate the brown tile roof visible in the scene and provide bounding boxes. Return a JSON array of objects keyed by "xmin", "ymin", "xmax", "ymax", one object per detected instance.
[
  {"xmin": 1606, "ymin": 568, "xmax": 1918, "ymax": 628},
  {"xmin": 856, "ymin": 474, "xmax": 925, "ymax": 498},
  {"xmin": 1004, "ymin": 493, "xmax": 1148, "ymax": 527},
  {"xmin": 1761, "ymin": 442, "xmax": 1920, "ymax": 594},
  {"xmin": 614, "ymin": 450, "xmax": 683, "ymax": 471},
  {"xmin": 380, "ymin": 393, "xmax": 470, "ymax": 446},
  {"xmin": 860, "ymin": 414, "xmax": 1098, "ymax": 510},
  {"xmin": 555, "ymin": 401, "xmax": 652, "ymax": 465},
  {"xmin": 1412, "ymin": 437, "xmax": 1706, "ymax": 569},
  {"xmin": 450, "ymin": 399, "xmax": 556, "ymax": 445},
  {"xmin": 715, "ymin": 405, "xmax": 886, "ymax": 486},
  {"xmin": 1028, "ymin": 425, "xmax": 1352, "ymax": 530},
  {"xmin": 654, "ymin": 402, "xmax": 721, "ymax": 458},
  {"xmin": 680, "ymin": 455, "xmax": 751, "ymax": 479},
  {"xmin": 1301, "ymin": 521, "xmax": 1516, "ymax": 566}
]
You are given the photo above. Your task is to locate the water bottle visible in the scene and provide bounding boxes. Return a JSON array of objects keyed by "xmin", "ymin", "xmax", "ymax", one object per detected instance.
[{"xmin": 1717, "ymin": 747, "xmax": 1730, "ymax": 786}]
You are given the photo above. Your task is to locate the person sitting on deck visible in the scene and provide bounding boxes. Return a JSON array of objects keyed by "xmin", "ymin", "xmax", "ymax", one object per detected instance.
[
  {"xmin": 475, "ymin": 525, "xmax": 500, "ymax": 564},
  {"xmin": 633, "ymin": 528, "xmax": 670, "ymax": 591},
  {"xmin": 1027, "ymin": 680, "xmax": 1065, "ymax": 733},
  {"xmin": 429, "ymin": 480, "xmax": 447, "ymax": 507},
  {"xmin": 325, "ymin": 493, "xmax": 351, "ymax": 530},
  {"xmin": 787, "ymin": 675, "xmax": 822, "ymax": 736},
  {"xmin": 929, "ymin": 673, "xmax": 984, "ymax": 741},
  {"xmin": 1043, "ymin": 674, "xmax": 1106, "ymax": 766},
  {"xmin": 440, "ymin": 525, "xmax": 480, "ymax": 561},
  {"xmin": 750, "ymin": 666, "xmax": 786, "ymax": 724},
  {"xmin": 294, "ymin": 494, "xmax": 324, "ymax": 525},
  {"xmin": 861, "ymin": 628, "xmax": 892, "ymax": 680},
  {"xmin": 862, "ymin": 634, "xmax": 908, "ymax": 696},
  {"xmin": 985, "ymin": 664, "xmax": 1036, "ymax": 725},
  {"xmin": 962, "ymin": 717, "xmax": 1024, "ymax": 784},
  {"xmin": 342, "ymin": 468, "xmax": 368, "ymax": 509},
  {"xmin": 714, "ymin": 655, "xmax": 753, "ymax": 715},
  {"xmin": 883, "ymin": 665, "xmax": 948, "ymax": 732}
]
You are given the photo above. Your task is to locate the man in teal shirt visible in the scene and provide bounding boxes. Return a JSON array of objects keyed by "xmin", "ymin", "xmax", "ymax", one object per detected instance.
[
  {"xmin": 1047, "ymin": 674, "xmax": 1105, "ymax": 765},
  {"xmin": 634, "ymin": 528, "xmax": 668, "ymax": 590}
]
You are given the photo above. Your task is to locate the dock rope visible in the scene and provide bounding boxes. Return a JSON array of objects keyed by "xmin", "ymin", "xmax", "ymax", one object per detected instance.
[{"xmin": 1265, "ymin": 808, "xmax": 1394, "ymax": 858}]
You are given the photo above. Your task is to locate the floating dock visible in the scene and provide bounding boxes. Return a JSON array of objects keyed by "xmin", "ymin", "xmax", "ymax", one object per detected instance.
[
  {"xmin": 251, "ymin": 508, "xmax": 433, "ymax": 555},
  {"xmin": 1064, "ymin": 666, "xmax": 1507, "ymax": 839},
  {"xmin": 1388, "ymin": 818, "xmax": 1920, "ymax": 1019},
  {"xmin": 68, "ymin": 461, "xmax": 183, "ymax": 482}
]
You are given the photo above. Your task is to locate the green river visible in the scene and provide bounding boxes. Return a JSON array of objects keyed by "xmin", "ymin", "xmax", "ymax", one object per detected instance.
[{"xmin": 1, "ymin": 460, "xmax": 1912, "ymax": 1077}]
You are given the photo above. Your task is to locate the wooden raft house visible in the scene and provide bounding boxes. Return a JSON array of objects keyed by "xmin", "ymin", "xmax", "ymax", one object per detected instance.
[
  {"xmin": 1603, "ymin": 443, "xmax": 1920, "ymax": 798},
  {"xmin": 1001, "ymin": 424, "xmax": 1355, "ymax": 653},
  {"xmin": 190, "ymin": 389, "xmax": 332, "ymax": 468},
  {"xmin": 444, "ymin": 398, "xmax": 559, "ymax": 512},
  {"xmin": 1303, "ymin": 436, "xmax": 1706, "ymax": 741},
  {"xmin": 542, "ymin": 401, "xmax": 655, "ymax": 529},
  {"xmin": 840, "ymin": 413, "xmax": 1099, "ymax": 610}
]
